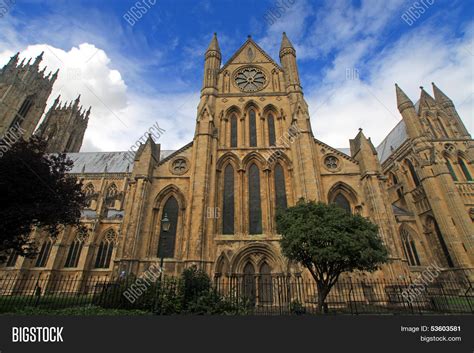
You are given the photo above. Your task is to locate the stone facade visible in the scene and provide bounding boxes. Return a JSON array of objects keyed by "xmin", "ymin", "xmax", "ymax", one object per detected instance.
[{"xmin": 1, "ymin": 33, "xmax": 472, "ymax": 285}]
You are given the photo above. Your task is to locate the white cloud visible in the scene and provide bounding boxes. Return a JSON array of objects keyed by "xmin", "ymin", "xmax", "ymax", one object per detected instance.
[
  {"xmin": 308, "ymin": 21, "xmax": 474, "ymax": 148},
  {"xmin": 0, "ymin": 42, "xmax": 199, "ymax": 152}
]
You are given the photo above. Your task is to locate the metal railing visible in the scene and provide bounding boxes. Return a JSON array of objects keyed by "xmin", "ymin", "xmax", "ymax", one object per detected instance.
[{"xmin": 0, "ymin": 275, "xmax": 472, "ymax": 315}]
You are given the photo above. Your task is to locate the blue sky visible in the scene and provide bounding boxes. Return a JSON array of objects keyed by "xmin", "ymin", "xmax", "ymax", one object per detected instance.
[{"xmin": 0, "ymin": 0, "xmax": 472, "ymax": 152}]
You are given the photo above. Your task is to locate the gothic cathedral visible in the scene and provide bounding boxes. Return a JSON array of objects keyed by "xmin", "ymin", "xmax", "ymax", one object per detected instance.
[{"xmin": 1, "ymin": 33, "xmax": 473, "ymax": 284}]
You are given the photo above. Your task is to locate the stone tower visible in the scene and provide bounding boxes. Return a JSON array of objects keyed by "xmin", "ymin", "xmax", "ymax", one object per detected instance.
[
  {"xmin": 35, "ymin": 94, "xmax": 90, "ymax": 153},
  {"xmin": 0, "ymin": 52, "xmax": 57, "ymax": 138},
  {"xmin": 389, "ymin": 84, "xmax": 473, "ymax": 279}
]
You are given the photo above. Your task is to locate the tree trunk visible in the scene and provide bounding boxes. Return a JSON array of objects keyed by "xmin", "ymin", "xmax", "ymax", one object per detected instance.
[{"xmin": 317, "ymin": 284, "xmax": 329, "ymax": 314}]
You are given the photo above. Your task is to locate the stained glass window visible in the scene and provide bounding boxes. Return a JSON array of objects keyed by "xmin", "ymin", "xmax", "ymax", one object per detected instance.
[
  {"xmin": 222, "ymin": 164, "xmax": 235, "ymax": 234},
  {"xmin": 248, "ymin": 164, "xmax": 262, "ymax": 234},
  {"xmin": 157, "ymin": 196, "xmax": 179, "ymax": 258}
]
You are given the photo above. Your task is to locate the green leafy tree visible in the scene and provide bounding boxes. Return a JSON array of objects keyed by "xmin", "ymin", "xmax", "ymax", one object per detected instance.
[
  {"xmin": 276, "ymin": 200, "xmax": 388, "ymax": 313},
  {"xmin": 0, "ymin": 137, "xmax": 86, "ymax": 261}
]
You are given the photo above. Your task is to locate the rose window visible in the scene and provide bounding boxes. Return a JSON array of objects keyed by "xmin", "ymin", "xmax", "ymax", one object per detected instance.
[{"xmin": 234, "ymin": 67, "xmax": 266, "ymax": 92}]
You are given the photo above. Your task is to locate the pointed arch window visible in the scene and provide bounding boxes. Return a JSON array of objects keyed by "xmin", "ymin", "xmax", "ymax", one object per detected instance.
[
  {"xmin": 445, "ymin": 158, "xmax": 458, "ymax": 181},
  {"xmin": 64, "ymin": 235, "xmax": 85, "ymax": 268},
  {"xmin": 35, "ymin": 240, "xmax": 52, "ymax": 267},
  {"xmin": 274, "ymin": 164, "xmax": 287, "ymax": 210},
  {"xmin": 259, "ymin": 262, "xmax": 273, "ymax": 304},
  {"xmin": 400, "ymin": 228, "xmax": 421, "ymax": 266},
  {"xmin": 249, "ymin": 109, "xmax": 257, "ymax": 147},
  {"xmin": 230, "ymin": 114, "xmax": 238, "ymax": 148},
  {"xmin": 45, "ymin": 124, "xmax": 58, "ymax": 142},
  {"xmin": 84, "ymin": 183, "xmax": 95, "ymax": 208},
  {"xmin": 430, "ymin": 218, "xmax": 454, "ymax": 268},
  {"xmin": 248, "ymin": 163, "xmax": 262, "ymax": 234},
  {"xmin": 458, "ymin": 157, "xmax": 472, "ymax": 181},
  {"xmin": 105, "ymin": 183, "xmax": 118, "ymax": 208},
  {"xmin": 10, "ymin": 96, "xmax": 33, "ymax": 129},
  {"xmin": 95, "ymin": 229, "xmax": 116, "ymax": 268},
  {"xmin": 157, "ymin": 196, "xmax": 179, "ymax": 258},
  {"xmin": 243, "ymin": 262, "xmax": 256, "ymax": 303},
  {"xmin": 333, "ymin": 193, "xmax": 351, "ymax": 214},
  {"xmin": 222, "ymin": 164, "xmax": 235, "ymax": 234},
  {"xmin": 268, "ymin": 113, "xmax": 276, "ymax": 146},
  {"xmin": 406, "ymin": 159, "xmax": 420, "ymax": 187},
  {"xmin": 65, "ymin": 134, "xmax": 76, "ymax": 151}
]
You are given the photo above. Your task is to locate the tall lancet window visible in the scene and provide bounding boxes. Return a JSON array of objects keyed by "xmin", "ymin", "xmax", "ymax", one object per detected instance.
[
  {"xmin": 445, "ymin": 158, "xmax": 458, "ymax": 181},
  {"xmin": 458, "ymin": 157, "xmax": 472, "ymax": 181},
  {"xmin": 274, "ymin": 164, "xmax": 287, "ymax": 210},
  {"xmin": 10, "ymin": 96, "xmax": 33, "ymax": 129},
  {"xmin": 268, "ymin": 113, "xmax": 276, "ymax": 146},
  {"xmin": 249, "ymin": 109, "xmax": 257, "ymax": 147},
  {"xmin": 157, "ymin": 196, "xmax": 179, "ymax": 258},
  {"xmin": 222, "ymin": 164, "xmax": 235, "ymax": 234},
  {"xmin": 248, "ymin": 163, "xmax": 262, "ymax": 234},
  {"xmin": 406, "ymin": 159, "xmax": 420, "ymax": 187},
  {"xmin": 230, "ymin": 114, "xmax": 238, "ymax": 148}
]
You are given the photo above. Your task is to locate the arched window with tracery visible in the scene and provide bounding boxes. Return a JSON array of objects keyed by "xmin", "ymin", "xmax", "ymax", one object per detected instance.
[
  {"xmin": 333, "ymin": 193, "xmax": 351, "ymax": 214},
  {"xmin": 400, "ymin": 227, "xmax": 421, "ymax": 266},
  {"xmin": 249, "ymin": 109, "xmax": 257, "ymax": 147},
  {"xmin": 95, "ymin": 229, "xmax": 116, "ymax": 268},
  {"xmin": 84, "ymin": 183, "xmax": 95, "ymax": 208},
  {"xmin": 230, "ymin": 113, "xmax": 238, "ymax": 148},
  {"xmin": 427, "ymin": 217, "xmax": 454, "ymax": 268},
  {"xmin": 268, "ymin": 113, "xmax": 276, "ymax": 146},
  {"xmin": 105, "ymin": 183, "xmax": 118, "ymax": 208},
  {"xmin": 35, "ymin": 240, "xmax": 52, "ymax": 267},
  {"xmin": 248, "ymin": 163, "xmax": 262, "ymax": 234},
  {"xmin": 445, "ymin": 158, "xmax": 458, "ymax": 181},
  {"xmin": 274, "ymin": 163, "xmax": 287, "ymax": 210},
  {"xmin": 64, "ymin": 233, "xmax": 86, "ymax": 268},
  {"xmin": 458, "ymin": 157, "xmax": 472, "ymax": 181},
  {"xmin": 222, "ymin": 164, "xmax": 235, "ymax": 234},
  {"xmin": 157, "ymin": 196, "xmax": 179, "ymax": 258},
  {"xmin": 406, "ymin": 159, "xmax": 420, "ymax": 187}
]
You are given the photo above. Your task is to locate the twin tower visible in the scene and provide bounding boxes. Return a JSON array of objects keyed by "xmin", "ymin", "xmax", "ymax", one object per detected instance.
[{"xmin": 0, "ymin": 52, "xmax": 90, "ymax": 153}]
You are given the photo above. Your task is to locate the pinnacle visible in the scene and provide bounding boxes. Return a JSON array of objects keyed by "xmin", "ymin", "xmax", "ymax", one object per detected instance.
[
  {"xmin": 431, "ymin": 82, "xmax": 452, "ymax": 103},
  {"xmin": 395, "ymin": 83, "xmax": 414, "ymax": 110},
  {"xmin": 206, "ymin": 32, "xmax": 220, "ymax": 52},
  {"xmin": 280, "ymin": 32, "xmax": 294, "ymax": 53}
]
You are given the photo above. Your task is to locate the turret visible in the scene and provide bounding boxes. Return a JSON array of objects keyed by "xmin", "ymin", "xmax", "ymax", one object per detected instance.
[
  {"xmin": 201, "ymin": 33, "xmax": 221, "ymax": 96},
  {"xmin": 395, "ymin": 84, "xmax": 422, "ymax": 139},
  {"xmin": 279, "ymin": 32, "xmax": 301, "ymax": 93}
]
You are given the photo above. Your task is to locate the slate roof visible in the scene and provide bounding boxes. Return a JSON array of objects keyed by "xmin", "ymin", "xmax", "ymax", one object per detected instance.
[
  {"xmin": 376, "ymin": 120, "xmax": 408, "ymax": 164},
  {"xmin": 66, "ymin": 150, "xmax": 176, "ymax": 173}
]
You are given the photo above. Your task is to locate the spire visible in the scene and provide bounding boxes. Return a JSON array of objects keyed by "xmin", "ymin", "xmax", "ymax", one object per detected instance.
[
  {"xmin": 85, "ymin": 106, "xmax": 91, "ymax": 119},
  {"xmin": 395, "ymin": 83, "xmax": 414, "ymax": 112},
  {"xmin": 53, "ymin": 94, "xmax": 61, "ymax": 108},
  {"xmin": 431, "ymin": 82, "xmax": 452, "ymax": 104},
  {"xmin": 7, "ymin": 52, "xmax": 19, "ymax": 67},
  {"xmin": 206, "ymin": 32, "xmax": 220, "ymax": 53},
  {"xmin": 33, "ymin": 51, "xmax": 44, "ymax": 66},
  {"xmin": 280, "ymin": 32, "xmax": 295, "ymax": 52},
  {"xmin": 50, "ymin": 68, "xmax": 59, "ymax": 83}
]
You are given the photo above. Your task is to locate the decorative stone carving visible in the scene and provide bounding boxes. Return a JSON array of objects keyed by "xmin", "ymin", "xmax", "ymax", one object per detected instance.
[
  {"xmin": 323, "ymin": 155, "xmax": 341, "ymax": 172},
  {"xmin": 170, "ymin": 157, "xmax": 189, "ymax": 175}
]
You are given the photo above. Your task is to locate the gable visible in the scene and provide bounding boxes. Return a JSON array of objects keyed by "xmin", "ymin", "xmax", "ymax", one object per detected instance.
[{"xmin": 221, "ymin": 38, "xmax": 282, "ymax": 72}]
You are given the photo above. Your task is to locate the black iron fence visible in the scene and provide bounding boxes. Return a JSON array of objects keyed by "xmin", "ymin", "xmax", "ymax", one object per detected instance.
[{"xmin": 0, "ymin": 275, "xmax": 472, "ymax": 315}]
